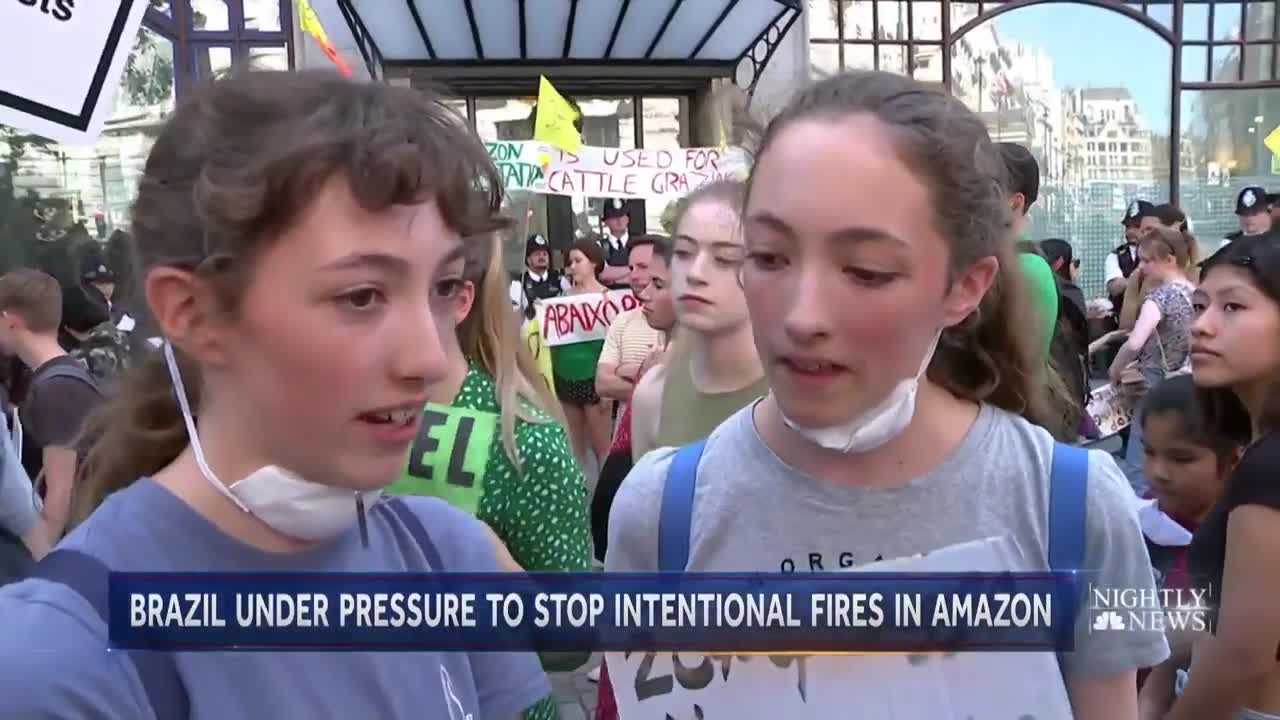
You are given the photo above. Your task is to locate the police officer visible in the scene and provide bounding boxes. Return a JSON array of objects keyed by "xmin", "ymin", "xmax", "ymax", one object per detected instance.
[
  {"xmin": 1105, "ymin": 199, "xmax": 1157, "ymax": 316},
  {"xmin": 598, "ymin": 198, "xmax": 632, "ymax": 290},
  {"xmin": 1221, "ymin": 186, "xmax": 1274, "ymax": 248},
  {"xmin": 509, "ymin": 233, "xmax": 565, "ymax": 319}
]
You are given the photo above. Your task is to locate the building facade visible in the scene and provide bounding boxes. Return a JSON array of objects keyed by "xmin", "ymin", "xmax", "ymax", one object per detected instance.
[{"xmin": 753, "ymin": 0, "xmax": 1279, "ymax": 295}]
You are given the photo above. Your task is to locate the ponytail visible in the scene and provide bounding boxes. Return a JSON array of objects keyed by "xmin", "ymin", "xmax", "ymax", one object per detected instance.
[
  {"xmin": 458, "ymin": 235, "xmax": 565, "ymax": 474},
  {"xmin": 73, "ymin": 348, "xmax": 193, "ymax": 524},
  {"xmin": 929, "ymin": 244, "xmax": 1064, "ymax": 434}
]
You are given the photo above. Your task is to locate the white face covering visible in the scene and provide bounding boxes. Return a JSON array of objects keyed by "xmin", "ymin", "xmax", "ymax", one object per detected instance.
[
  {"xmin": 163, "ymin": 342, "xmax": 380, "ymax": 543},
  {"xmin": 781, "ymin": 332, "xmax": 941, "ymax": 454}
]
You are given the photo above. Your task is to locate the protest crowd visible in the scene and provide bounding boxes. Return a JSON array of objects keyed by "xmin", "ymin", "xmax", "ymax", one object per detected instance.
[{"xmin": 0, "ymin": 64, "xmax": 1279, "ymax": 720}]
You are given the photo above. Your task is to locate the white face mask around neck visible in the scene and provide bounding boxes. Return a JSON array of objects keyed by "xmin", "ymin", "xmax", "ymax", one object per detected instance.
[
  {"xmin": 779, "ymin": 331, "xmax": 941, "ymax": 454},
  {"xmin": 162, "ymin": 342, "xmax": 379, "ymax": 543}
]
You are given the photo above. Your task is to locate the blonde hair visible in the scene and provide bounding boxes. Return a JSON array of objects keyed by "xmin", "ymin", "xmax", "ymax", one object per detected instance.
[{"xmin": 458, "ymin": 234, "xmax": 565, "ymax": 473}]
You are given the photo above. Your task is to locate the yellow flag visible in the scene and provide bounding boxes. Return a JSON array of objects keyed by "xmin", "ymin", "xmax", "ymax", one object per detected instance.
[
  {"xmin": 296, "ymin": 0, "xmax": 352, "ymax": 76},
  {"xmin": 534, "ymin": 76, "xmax": 581, "ymax": 166}
]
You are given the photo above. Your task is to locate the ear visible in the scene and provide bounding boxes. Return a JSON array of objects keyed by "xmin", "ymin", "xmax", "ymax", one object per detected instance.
[
  {"xmin": 1010, "ymin": 193, "xmax": 1027, "ymax": 217},
  {"xmin": 454, "ymin": 280, "xmax": 476, "ymax": 325},
  {"xmin": 941, "ymin": 255, "xmax": 999, "ymax": 328},
  {"xmin": 143, "ymin": 266, "xmax": 230, "ymax": 367}
]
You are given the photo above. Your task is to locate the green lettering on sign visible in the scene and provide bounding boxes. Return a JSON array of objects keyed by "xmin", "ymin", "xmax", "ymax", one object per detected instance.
[{"xmin": 389, "ymin": 403, "xmax": 498, "ymax": 515}]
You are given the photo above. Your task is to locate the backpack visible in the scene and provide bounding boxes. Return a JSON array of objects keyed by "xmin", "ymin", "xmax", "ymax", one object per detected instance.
[{"xmin": 26, "ymin": 498, "xmax": 445, "ymax": 719}]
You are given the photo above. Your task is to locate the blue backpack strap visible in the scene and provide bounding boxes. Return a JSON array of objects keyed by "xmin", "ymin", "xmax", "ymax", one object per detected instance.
[
  {"xmin": 1048, "ymin": 442, "xmax": 1089, "ymax": 573},
  {"xmin": 30, "ymin": 549, "xmax": 189, "ymax": 720},
  {"xmin": 1048, "ymin": 442, "xmax": 1089, "ymax": 669},
  {"xmin": 385, "ymin": 497, "xmax": 446, "ymax": 571},
  {"xmin": 658, "ymin": 440, "xmax": 707, "ymax": 572}
]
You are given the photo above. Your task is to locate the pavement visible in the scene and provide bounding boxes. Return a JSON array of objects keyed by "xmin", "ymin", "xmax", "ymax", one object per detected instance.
[{"xmin": 549, "ymin": 654, "xmax": 600, "ymax": 720}]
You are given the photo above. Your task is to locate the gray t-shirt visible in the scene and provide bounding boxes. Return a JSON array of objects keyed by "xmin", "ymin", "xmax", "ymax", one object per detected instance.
[
  {"xmin": 0, "ymin": 478, "xmax": 550, "ymax": 719},
  {"xmin": 607, "ymin": 402, "xmax": 1169, "ymax": 679}
]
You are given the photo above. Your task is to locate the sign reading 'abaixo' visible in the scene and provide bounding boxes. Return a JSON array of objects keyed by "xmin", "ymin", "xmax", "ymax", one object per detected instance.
[
  {"xmin": 486, "ymin": 141, "xmax": 749, "ymax": 200},
  {"xmin": 534, "ymin": 290, "xmax": 639, "ymax": 347}
]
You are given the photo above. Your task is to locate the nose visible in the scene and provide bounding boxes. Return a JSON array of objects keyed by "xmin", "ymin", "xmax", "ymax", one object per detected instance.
[
  {"xmin": 1190, "ymin": 306, "xmax": 1216, "ymax": 340},
  {"xmin": 685, "ymin": 250, "xmax": 711, "ymax": 287},
  {"xmin": 781, "ymin": 263, "xmax": 831, "ymax": 342},
  {"xmin": 393, "ymin": 301, "xmax": 451, "ymax": 389}
]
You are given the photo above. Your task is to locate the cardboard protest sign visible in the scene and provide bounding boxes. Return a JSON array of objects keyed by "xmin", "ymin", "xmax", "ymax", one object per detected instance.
[
  {"xmin": 0, "ymin": 0, "xmax": 150, "ymax": 144},
  {"xmin": 486, "ymin": 140, "xmax": 749, "ymax": 200},
  {"xmin": 388, "ymin": 403, "xmax": 499, "ymax": 515},
  {"xmin": 522, "ymin": 317, "xmax": 557, "ymax": 397},
  {"xmin": 608, "ymin": 536, "xmax": 1074, "ymax": 720},
  {"xmin": 535, "ymin": 290, "xmax": 638, "ymax": 347}
]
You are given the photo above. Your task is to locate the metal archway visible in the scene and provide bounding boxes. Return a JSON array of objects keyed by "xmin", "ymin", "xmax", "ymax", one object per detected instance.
[{"xmin": 943, "ymin": 0, "xmax": 1180, "ymax": 197}]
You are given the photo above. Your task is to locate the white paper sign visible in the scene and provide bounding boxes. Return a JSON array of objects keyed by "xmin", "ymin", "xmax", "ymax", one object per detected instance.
[
  {"xmin": 608, "ymin": 537, "xmax": 1075, "ymax": 720},
  {"xmin": 533, "ymin": 290, "xmax": 638, "ymax": 347},
  {"xmin": 0, "ymin": 0, "xmax": 151, "ymax": 144},
  {"xmin": 486, "ymin": 140, "xmax": 752, "ymax": 199}
]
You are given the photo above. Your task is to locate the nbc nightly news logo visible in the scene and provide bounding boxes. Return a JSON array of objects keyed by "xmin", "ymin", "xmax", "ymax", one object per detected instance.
[{"xmin": 1088, "ymin": 585, "xmax": 1213, "ymax": 633}]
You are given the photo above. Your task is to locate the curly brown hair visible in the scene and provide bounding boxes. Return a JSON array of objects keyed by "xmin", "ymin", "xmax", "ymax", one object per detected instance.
[{"xmin": 73, "ymin": 69, "xmax": 508, "ymax": 522}]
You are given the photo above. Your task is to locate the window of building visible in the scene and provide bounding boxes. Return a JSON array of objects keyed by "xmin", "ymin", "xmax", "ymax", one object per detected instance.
[{"xmin": 808, "ymin": 0, "xmax": 943, "ymax": 82}]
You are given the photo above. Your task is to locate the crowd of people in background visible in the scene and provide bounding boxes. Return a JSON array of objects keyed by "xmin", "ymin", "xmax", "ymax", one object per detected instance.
[{"xmin": 0, "ymin": 67, "xmax": 1275, "ymax": 720}]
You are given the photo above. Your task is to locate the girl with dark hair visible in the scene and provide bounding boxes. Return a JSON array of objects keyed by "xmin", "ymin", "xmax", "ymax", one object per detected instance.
[
  {"xmin": 0, "ymin": 70, "xmax": 550, "ymax": 718},
  {"xmin": 1135, "ymin": 374, "xmax": 1248, "ymax": 716},
  {"xmin": 607, "ymin": 70, "xmax": 1165, "ymax": 718},
  {"xmin": 1165, "ymin": 235, "xmax": 1280, "ymax": 719}
]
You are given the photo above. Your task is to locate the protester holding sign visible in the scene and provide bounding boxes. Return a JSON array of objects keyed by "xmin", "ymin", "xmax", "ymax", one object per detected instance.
[
  {"xmin": 606, "ymin": 71, "xmax": 1166, "ymax": 719},
  {"xmin": 392, "ymin": 229, "xmax": 589, "ymax": 578},
  {"xmin": 0, "ymin": 72, "xmax": 550, "ymax": 719},
  {"xmin": 388, "ymin": 234, "xmax": 590, "ymax": 714},
  {"xmin": 552, "ymin": 240, "xmax": 615, "ymax": 472}
]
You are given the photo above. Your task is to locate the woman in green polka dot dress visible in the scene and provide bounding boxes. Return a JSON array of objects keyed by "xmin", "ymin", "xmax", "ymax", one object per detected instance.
[{"xmin": 389, "ymin": 235, "xmax": 591, "ymax": 720}]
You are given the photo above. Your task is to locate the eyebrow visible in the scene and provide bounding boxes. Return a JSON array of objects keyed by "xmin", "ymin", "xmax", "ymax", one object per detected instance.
[
  {"xmin": 672, "ymin": 234, "xmax": 743, "ymax": 253},
  {"xmin": 745, "ymin": 211, "xmax": 907, "ymax": 247},
  {"xmin": 319, "ymin": 245, "xmax": 466, "ymax": 276}
]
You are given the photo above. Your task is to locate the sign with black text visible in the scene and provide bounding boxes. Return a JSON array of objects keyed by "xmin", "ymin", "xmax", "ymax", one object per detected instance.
[{"xmin": 0, "ymin": 0, "xmax": 150, "ymax": 144}]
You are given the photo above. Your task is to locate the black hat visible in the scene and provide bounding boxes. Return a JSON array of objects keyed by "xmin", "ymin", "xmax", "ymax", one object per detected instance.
[
  {"xmin": 80, "ymin": 254, "xmax": 114, "ymax": 283},
  {"xmin": 62, "ymin": 285, "xmax": 109, "ymax": 334},
  {"xmin": 525, "ymin": 233, "xmax": 549, "ymax": 258},
  {"xmin": 601, "ymin": 198, "xmax": 629, "ymax": 220},
  {"xmin": 1236, "ymin": 186, "xmax": 1268, "ymax": 215},
  {"xmin": 1121, "ymin": 199, "xmax": 1155, "ymax": 226},
  {"xmin": 1268, "ymin": 191, "xmax": 1279, "ymax": 206}
]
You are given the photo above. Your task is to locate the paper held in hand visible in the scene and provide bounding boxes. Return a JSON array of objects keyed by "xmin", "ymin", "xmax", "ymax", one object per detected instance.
[{"xmin": 608, "ymin": 536, "xmax": 1074, "ymax": 720}]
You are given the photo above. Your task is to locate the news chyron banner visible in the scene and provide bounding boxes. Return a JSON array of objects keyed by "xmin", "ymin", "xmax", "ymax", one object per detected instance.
[{"xmin": 0, "ymin": 0, "xmax": 150, "ymax": 144}]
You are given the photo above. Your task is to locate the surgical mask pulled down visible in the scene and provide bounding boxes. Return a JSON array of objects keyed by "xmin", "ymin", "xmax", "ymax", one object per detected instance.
[
  {"xmin": 781, "ymin": 332, "xmax": 941, "ymax": 454},
  {"xmin": 163, "ymin": 342, "xmax": 380, "ymax": 545}
]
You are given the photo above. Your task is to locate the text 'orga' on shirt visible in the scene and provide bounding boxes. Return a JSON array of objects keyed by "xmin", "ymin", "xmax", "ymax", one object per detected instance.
[
  {"xmin": 0, "ymin": 478, "xmax": 550, "ymax": 719},
  {"xmin": 606, "ymin": 402, "xmax": 1170, "ymax": 679}
]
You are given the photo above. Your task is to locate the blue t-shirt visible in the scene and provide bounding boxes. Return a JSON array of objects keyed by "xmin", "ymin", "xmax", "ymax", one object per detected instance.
[{"xmin": 0, "ymin": 478, "xmax": 550, "ymax": 719}]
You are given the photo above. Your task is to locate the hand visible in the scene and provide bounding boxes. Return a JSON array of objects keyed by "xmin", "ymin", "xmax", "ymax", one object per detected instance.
[
  {"xmin": 638, "ymin": 345, "xmax": 665, "ymax": 379},
  {"xmin": 616, "ymin": 362, "xmax": 641, "ymax": 382},
  {"xmin": 1108, "ymin": 358, "xmax": 1125, "ymax": 387}
]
